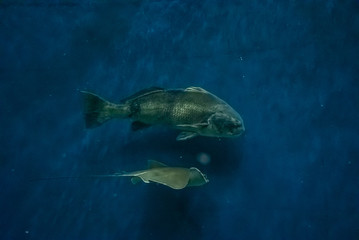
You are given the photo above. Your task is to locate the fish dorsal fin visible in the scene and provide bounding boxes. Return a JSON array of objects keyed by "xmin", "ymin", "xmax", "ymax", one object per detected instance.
[
  {"xmin": 147, "ymin": 160, "xmax": 168, "ymax": 169},
  {"xmin": 184, "ymin": 86, "xmax": 209, "ymax": 93},
  {"xmin": 120, "ymin": 87, "xmax": 164, "ymax": 103}
]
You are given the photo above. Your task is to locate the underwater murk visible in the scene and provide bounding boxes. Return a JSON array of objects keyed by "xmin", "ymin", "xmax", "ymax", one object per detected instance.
[{"xmin": 1, "ymin": 1, "xmax": 358, "ymax": 240}]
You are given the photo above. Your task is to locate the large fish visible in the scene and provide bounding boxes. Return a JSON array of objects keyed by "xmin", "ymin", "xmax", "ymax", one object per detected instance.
[
  {"xmin": 110, "ymin": 160, "xmax": 209, "ymax": 190},
  {"xmin": 81, "ymin": 86, "xmax": 245, "ymax": 140}
]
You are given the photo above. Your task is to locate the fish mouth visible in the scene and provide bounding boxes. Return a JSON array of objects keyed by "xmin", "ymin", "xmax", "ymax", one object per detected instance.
[
  {"xmin": 230, "ymin": 129, "xmax": 244, "ymax": 137},
  {"xmin": 237, "ymin": 125, "xmax": 245, "ymax": 135},
  {"xmin": 229, "ymin": 121, "xmax": 245, "ymax": 136}
]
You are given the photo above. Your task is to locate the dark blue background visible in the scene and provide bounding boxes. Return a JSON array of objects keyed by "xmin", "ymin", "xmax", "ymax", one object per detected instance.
[{"xmin": 1, "ymin": 1, "xmax": 358, "ymax": 239}]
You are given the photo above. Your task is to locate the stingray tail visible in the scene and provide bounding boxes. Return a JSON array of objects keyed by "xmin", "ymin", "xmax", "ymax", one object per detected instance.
[
  {"xmin": 81, "ymin": 91, "xmax": 129, "ymax": 128},
  {"xmin": 29, "ymin": 173, "xmax": 127, "ymax": 182},
  {"xmin": 91, "ymin": 173, "xmax": 143, "ymax": 184},
  {"xmin": 30, "ymin": 174, "xmax": 145, "ymax": 187}
]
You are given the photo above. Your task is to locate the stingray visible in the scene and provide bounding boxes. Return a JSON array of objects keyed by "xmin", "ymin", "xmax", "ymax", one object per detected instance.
[{"xmin": 32, "ymin": 160, "xmax": 209, "ymax": 190}]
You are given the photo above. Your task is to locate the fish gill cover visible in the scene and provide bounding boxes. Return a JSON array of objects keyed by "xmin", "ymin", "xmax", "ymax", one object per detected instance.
[{"xmin": 0, "ymin": 0, "xmax": 358, "ymax": 239}]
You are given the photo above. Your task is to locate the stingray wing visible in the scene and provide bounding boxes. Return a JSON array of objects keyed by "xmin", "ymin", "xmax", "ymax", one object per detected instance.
[{"xmin": 144, "ymin": 168, "xmax": 191, "ymax": 190}]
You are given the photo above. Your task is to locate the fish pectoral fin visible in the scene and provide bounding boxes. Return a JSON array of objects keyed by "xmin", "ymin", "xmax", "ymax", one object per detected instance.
[
  {"xmin": 176, "ymin": 122, "xmax": 208, "ymax": 129},
  {"xmin": 131, "ymin": 121, "xmax": 151, "ymax": 131},
  {"xmin": 184, "ymin": 86, "xmax": 209, "ymax": 93},
  {"xmin": 148, "ymin": 160, "xmax": 168, "ymax": 169},
  {"xmin": 176, "ymin": 132, "xmax": 198, "ymax": 141}
]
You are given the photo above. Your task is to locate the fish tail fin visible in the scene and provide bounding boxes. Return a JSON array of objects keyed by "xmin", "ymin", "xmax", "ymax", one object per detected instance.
[{"xmin": 81, "ymin": 91, "xmax": 129, "ymax": 128}]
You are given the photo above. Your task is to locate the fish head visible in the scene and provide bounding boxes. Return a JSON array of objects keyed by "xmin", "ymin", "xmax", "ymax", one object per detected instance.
[
  {"xmin": 186, "ymin": 167, "xmax": 209, "ymax": 187},
  {"xmin": 206, "ymin": 111, "xmax": 245, "ymax": 138}
]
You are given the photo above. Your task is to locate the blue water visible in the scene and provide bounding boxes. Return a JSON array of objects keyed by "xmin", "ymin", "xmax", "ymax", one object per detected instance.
[{"xmin": 1, "ymin": 1, "xmax": 358, "ymax": 239}]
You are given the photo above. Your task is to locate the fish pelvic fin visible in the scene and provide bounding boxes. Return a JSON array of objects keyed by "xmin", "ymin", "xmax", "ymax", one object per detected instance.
[
  {"xmin": 131, "ymin": 176, "xmax": 143, "ymax": 184},
  {"xmin": 81, "ymin": 91, "xmax": 130, "ymax": 128},
  {"xmin": 176, "ymin": 131, "xmax": 198, "ymax": 141}
]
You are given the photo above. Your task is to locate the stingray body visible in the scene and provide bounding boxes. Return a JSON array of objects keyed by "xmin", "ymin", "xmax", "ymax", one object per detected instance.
[
  {"xmin": 32, "ymin": 161, "xmax": 208, "ymax": 190},
  {"xmin": 111, "ymin": 160, "xmax": 209, "ymax": 190},
  {"xmin": 81, "ymin": 86, "xmax": 245, "ymax": 140}
]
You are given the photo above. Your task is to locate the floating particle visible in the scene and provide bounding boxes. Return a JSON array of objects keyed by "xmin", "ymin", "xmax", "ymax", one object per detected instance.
[{"xmin": 196, "ymin": 152, "xmax": 211, "ymax": 165}]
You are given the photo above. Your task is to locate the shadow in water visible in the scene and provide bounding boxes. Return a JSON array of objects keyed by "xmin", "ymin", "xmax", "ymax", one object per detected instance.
[
  {"xmin": 118, "ymin": 128, "xmax": 244, "ymax": 177},
  {"xmin": 137, "ymin": 186, "xmax": 218, "ymax": 240}
]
